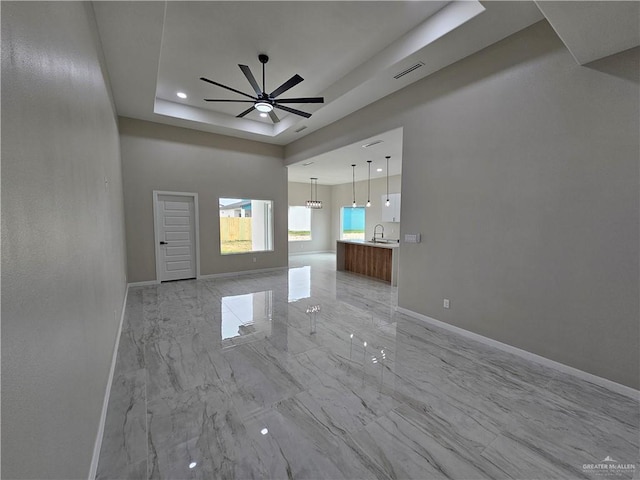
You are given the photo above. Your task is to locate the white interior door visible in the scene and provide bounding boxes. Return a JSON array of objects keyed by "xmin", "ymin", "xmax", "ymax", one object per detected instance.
[{"xmin": 155, "ymin": 194, "xmax": 197, "ymax": 282}]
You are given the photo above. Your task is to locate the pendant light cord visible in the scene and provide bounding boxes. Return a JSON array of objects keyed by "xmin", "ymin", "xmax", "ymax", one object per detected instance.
[
  {"xmin": 352, "ymin": 164, "xmax": 356, "ymax": 206},
  {"xmin": 386, "ymin": 156, "xmax": 390, "ymax": 201},
  {"xmin": 367, "ymin": 161, "xmax": 371, "ymax": 203}
]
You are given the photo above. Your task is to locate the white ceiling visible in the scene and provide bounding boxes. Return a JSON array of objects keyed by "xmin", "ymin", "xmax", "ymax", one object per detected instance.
[
  {"xmin": 287, "ymin": 127, "xmax": 403, "ymax": 186},
  {"xmin": 92, "ymin": 1, "xmax": 638, "ymax": 184},
  {"xmin": 155, "ymin": 1, "xmax": 448, "ymax": 122},
  {"xmin": 93, "ymin": 1, "xmax": 547, "ymax": 145},
  {"xmin": 535, "ymin": 1, "xmax": 640, "ymax": 65}
]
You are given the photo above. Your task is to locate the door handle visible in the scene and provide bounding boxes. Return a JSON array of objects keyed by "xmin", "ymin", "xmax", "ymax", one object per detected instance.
[{"xmin": 160, "ymin": 241, "xmax": 168, "ymax": 245}]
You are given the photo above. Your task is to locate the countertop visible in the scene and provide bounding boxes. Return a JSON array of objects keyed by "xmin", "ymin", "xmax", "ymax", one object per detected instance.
[{"xmin": 337, "ymin": 239, "xmax": 399, "ymax": 249}]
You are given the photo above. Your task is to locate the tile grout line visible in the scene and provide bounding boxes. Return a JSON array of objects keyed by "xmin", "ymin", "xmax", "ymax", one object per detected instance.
[{"xmin": 103, "ymin": 258, "xmax": 638, "ymax": 478}]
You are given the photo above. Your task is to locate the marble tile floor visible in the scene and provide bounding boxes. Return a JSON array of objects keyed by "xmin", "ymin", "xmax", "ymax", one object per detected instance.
[{"xmin": 97, "ymin": 253, "xmax": 639, "ymax": 480}]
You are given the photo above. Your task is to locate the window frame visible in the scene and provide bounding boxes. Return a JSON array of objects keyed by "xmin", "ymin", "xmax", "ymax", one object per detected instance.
[{"xmin": 219, "ymin": 197, "xmax": 274, "ymax": 255}]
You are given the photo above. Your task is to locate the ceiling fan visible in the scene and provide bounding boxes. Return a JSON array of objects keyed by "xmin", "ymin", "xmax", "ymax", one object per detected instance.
[{"xmin": 200, "ymin": 54, "xmax": 324, "ymax": 123}]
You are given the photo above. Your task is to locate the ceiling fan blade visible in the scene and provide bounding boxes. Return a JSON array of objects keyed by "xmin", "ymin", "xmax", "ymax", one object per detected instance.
[
  {"xmin": 269, "ymin": 74, "xmax": 303, "ymax": 98},
  {"xmin": 204, "ymin": 99, "xmax": 255, "ymax": 102},
  {"xmin": 239, "ymin": 65, "xmax": 262, "ymax": 96},
  {"xmin": 274, "ymin": 103, "xmax": 312, "ymax": 118},
  {"xmin": 200, "ymin": 77, "xmax": 256, "ymax": 100},
  {"xmin": 274, "ymin": 97, "xmax": 324, "ymax": 104},
  {"xmin": 236, "ymin": 105, "xmax": 256, "ymax": 118},
  {"xmin": 269, "ymin": 110, "xmax": 280, "ymax": 123}
]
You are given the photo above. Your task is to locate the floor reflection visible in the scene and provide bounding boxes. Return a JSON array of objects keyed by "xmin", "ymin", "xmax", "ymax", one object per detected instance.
[
  {"xmin": 221, "ymin": 290, "xmax": 272, "ymax": 344},
  {"xmin": 288, "ymin": 265, "xmax": 310, "ymax": 302},
  {"xmin": 97, "ymin": 253, "xmax": 639, "ymax": 480}
]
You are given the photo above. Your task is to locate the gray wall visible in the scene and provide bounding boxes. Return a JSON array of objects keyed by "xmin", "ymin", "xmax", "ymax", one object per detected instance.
[
  {"xmin": 285, "ymin": 22, "xmax": 640, "ymax": 388},
  {"xmin": 288, "ymin": 182, "xmax": 333, "ymax": 253},
  {"xmin": 119, "ymin": 117, "xmax": 287, "ymax": 282},
  {"xmin": 330, "ymin": 175, "xmax": 402, "ymax": 246},
  {"xmin": 2, "ymin": 3, "xmax": 128, "ymax": 478}
]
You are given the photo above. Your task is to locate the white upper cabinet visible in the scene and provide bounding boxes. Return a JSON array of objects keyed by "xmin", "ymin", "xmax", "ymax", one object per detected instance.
[{"xmin": 381, "ymin": 193, "xmax": 401, "ymax": 223}]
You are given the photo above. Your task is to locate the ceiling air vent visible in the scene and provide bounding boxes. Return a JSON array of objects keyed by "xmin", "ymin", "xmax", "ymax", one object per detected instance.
[
  {"xmin": 362, "ymin": 140, "xmax": 383, "ymax": 148},
  {"xmin": 393, "ymin": 62, "xmax": 425, "ymax": 80},
  {"xmin": 295, "ymin": 126, "xmax": 308, "ymax": 133}
]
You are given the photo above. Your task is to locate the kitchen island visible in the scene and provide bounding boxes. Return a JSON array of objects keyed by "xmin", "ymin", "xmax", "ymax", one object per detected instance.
[{"xmin": 336, "ymin": 239, "xmax": 399, "ymax": 286}]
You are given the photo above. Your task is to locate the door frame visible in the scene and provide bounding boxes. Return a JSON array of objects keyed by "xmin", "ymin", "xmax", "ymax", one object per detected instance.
[{"xmin": 153, "ymin": 190, "xmax": 201, "ymax": 283}]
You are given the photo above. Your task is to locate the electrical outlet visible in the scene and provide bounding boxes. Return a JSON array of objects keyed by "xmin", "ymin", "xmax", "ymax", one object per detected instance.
[
  {"xmin": 443, "ymin": 299, "xmax": 450, "ymax": 309},
  {"xmin": 252, "ymin": 257, "xmax": 257, "ymax": 263}
]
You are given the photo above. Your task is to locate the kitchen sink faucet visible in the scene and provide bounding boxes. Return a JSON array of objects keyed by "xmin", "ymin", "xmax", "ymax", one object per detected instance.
[{"xmin": 373, "ymin": 224, "xmax": 384, "ymax": 242}]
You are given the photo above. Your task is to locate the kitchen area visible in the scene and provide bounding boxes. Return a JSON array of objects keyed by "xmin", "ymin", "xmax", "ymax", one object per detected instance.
[
  {"xmin": 336, "ymin": 230, "xmax": 400, "ymax": 285},
  {"xmin": 287, "ymin": 127, "xmax": 403, "ymax": 285},
  {"xmin": 336, "ymin": 192, "xmax": 401, "ymax": 286}
]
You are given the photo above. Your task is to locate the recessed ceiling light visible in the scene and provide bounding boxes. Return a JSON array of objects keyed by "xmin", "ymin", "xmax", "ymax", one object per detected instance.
[
  {"xmin": 176, "ymin": 92, "xmax": 187, "ymax": 99},
  {"xmin": 260, "ymin": 428, "xmax": 269, "ymax": 435},
  {"xmin": 259, "ymin": 112, "xmax": 268, "ymax": 118},
  {"xmin": 188, "ymin": 462, "xmax": 197, "ymax": 469},
  {"xmin": 376, "ymin": 168, "xmax": 383, "ymax": 172},
  {"xmin": 302, "ymin": 162, "xmax": 314, "ymax": 166}
]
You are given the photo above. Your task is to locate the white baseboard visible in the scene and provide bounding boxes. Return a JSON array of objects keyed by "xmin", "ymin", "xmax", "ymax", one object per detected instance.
[
  {"xmin": 88, "ymin": 285, "xmax": 129, "ymax": 480},
  {"xmin": 129, "ymin": 268, "xmax": 290, "ymax": 285},
  {"xmin": 289, "ymin": 250, "xmax": 334, "ymax": 256},
  {"xmin": 199, "ymin": 266, "xmax": 288, "ymax": 280},
  {"xmin": 396, "ymin": 307, "xmax": 639, "ymax": 400},
  {"xmin": 127, "ymin": 280, "xmax": 158, "ymax": 287}
]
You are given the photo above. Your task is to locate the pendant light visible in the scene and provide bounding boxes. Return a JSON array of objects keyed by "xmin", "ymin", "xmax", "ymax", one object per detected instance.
[
  {"xmin": 366, "ymin": 160, "xmax": 372, "ymax": 207},
  {"xmin": 385, "ymin": 156, "xmax": 391, "ymax": 207},
  {"xmin": 306, "ymin": 177, "xmax": 322, "ymax": 209},
  {"xmin": 351, "ymin": 164, "xmax": 357, "ymax": 208}
]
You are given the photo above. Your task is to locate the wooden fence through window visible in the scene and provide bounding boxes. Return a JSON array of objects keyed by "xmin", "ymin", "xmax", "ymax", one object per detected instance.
[{"xmin": 220, "ymin": 217, "xmax": 252, "ymax": 241}]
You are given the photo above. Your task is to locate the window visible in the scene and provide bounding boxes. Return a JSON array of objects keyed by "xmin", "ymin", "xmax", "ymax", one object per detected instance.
[
  {"xmin": 219, "ymin": 198, "xmax": 273, "ymax": 255},
  {"xmin": 341, "ymin": 206, "xmax": 366, "ymax": 240},
  {"xmin": 288, "ymin": 206, "xmax": 312, "ymax": 242}
]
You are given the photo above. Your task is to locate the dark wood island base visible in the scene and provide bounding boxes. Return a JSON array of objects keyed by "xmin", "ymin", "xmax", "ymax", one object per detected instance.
[{"xmin": 336, "ymin": 240, "xmax": 399, "ymax": 286}]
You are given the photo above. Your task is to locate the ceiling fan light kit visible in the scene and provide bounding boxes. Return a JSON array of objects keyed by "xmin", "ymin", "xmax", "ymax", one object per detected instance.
[
  {"xmin": 201, "ymin": 54, "xmax": 324, "ymax": 123},
  {"xmin": 255, "ymin": 102, "xmax": 273, "ymax": 113}
]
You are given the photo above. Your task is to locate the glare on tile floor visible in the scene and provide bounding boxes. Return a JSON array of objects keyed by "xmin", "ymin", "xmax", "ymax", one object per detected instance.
[{"xmin": 96, "ymin": 253, "xmax": 639, "ymax": 480}]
